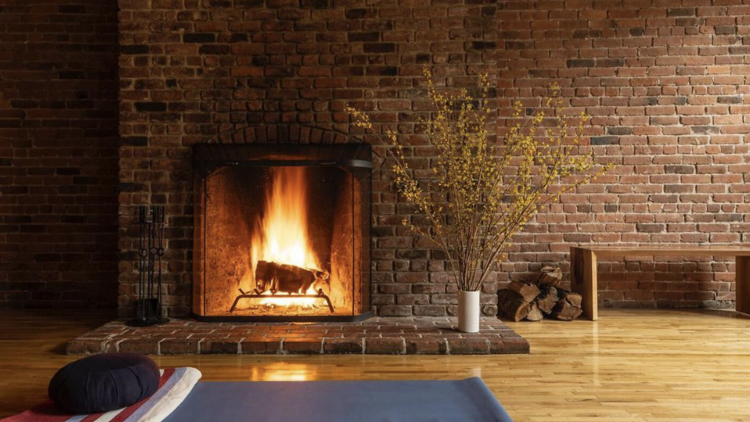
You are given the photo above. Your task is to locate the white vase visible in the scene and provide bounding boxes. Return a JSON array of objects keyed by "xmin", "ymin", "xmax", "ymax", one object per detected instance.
[{"xmin": 458, "ymin": 290, "xmax": 480, "ymax": 333}]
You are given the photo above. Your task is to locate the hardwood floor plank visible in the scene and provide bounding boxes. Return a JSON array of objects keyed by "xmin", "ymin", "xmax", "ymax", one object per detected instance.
[{"xmin": 1, "ymin": 309, "xmax": 749, "ymax": 421}]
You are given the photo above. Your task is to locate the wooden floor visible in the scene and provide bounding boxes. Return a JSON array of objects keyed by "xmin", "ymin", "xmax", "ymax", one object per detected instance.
[{"xmin": 1, "ymin": 309, "xmax": 750, "ymax": 421}]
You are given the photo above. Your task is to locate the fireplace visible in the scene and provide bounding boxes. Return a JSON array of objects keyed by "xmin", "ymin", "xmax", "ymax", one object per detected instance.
[{"xmin": 192, "ymin": 144, "xmax": 372, "ymax": 322}]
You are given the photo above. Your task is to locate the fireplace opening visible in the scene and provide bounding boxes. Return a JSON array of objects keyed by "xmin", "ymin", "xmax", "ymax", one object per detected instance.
[{"xmin": 193, "ymin": 144, "xmax": 372, "ymax": 322}]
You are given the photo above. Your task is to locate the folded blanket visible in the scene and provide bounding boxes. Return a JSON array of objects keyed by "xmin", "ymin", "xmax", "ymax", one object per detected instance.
[{"xmin": 1, "ymin": 368, "xmax": 202, "ymax": 422}]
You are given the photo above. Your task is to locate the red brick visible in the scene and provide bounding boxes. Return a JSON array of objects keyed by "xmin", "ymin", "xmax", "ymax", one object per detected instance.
[
  {"xmin": 364, "ymin": 338, "xmax": 406, "ymax": 354},
  {"xmin": 242, "ymin": 340, "xmax": 282, "ymax": 354},
  {"xmin": 202, "ymin": 338, "xmax": 242, "ymax": 354},
  {"xmin": 66, "ymin": 340, "xmax": 106, "ymax": 355},
  {"xmin": 405, "ymin": 338, "xmax": 448, "ymax": 355},
  {"xmin": 283, "ymin": 339, "xmax": 323, "ymax": 354},
  {"xmin": 118, "ymin": 339, "xmax": 161, "ymax": 355},
  {"xmin": 160, "ymin": 339, "xmax": 202, "ymax": 355},
  {"xmin": 497, "ymin": 337, "xmax": 531, "ymax": 354},
  {"xmin": 323, "ymin": 339, "xmax": 364, "ymax": 354},
  {"xmin": 448, "ymin": 339, "xmax": 490, "ymax": 355}
]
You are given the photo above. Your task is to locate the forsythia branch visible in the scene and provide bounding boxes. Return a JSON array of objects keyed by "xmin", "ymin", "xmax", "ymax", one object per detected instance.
[{"xmin": 346, "ymin": 69, "xmax": 612, "ymax": 292}]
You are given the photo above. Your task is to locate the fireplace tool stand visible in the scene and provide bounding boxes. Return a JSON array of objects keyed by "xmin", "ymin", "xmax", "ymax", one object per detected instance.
[
  {"xmin": 127, "ymin": 205, "xmax": 169, "ymax": 327},
  {"xmin": 229, "ymin": 288, "xmax": 335, "ymax": 314}
]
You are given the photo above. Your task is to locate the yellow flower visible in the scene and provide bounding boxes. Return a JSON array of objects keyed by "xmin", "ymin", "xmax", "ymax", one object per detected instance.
[{"xmin": 345, "ymin": 70, "xmax": 610, "ymax": 291}]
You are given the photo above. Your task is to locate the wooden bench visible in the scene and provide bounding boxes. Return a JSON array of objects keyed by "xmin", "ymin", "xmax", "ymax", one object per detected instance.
[{"xmin": 570, "ymin": 246, "xmax": 750, "ymax": 320}]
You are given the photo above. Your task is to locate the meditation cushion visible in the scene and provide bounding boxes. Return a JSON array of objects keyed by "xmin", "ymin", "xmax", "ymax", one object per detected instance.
[{"xmin": 48, "ymin": 353, "xmax": 160, "ymax": 414}]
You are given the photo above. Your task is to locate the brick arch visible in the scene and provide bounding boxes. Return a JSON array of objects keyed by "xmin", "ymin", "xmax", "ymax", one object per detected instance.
[{"xmin": 208, "ymin": 124, "xmax": 358, "ymax": 146}]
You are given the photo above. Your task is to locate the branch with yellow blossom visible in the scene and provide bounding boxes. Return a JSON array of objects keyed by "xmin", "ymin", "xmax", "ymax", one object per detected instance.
[{"xmin": 347, "ymin": 69, "xmax": 612, "ymax": 292}]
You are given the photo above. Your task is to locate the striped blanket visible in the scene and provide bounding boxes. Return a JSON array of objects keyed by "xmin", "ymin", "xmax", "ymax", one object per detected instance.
[{"xmin": 2, "ymin": 368, "xmax": 201, "ymax": 422}]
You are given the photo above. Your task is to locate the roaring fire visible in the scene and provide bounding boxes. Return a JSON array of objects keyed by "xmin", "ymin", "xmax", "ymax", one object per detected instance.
[{"xmin": 249, "ymin": 167, "xmax": 322, "ymax": 308}]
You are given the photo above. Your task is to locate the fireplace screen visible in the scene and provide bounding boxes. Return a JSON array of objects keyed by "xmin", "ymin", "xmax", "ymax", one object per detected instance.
[{"xmin": 193, "ymin": 144, "xmax": 371, "ymax": 322}]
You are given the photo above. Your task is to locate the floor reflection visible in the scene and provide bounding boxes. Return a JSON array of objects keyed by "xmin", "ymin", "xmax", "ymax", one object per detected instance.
[{"xmin": 249, "ymin": 361, "xmax": 318, "ymax": 382}]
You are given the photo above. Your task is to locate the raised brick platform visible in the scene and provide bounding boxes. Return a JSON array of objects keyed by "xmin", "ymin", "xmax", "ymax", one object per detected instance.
[{"xmin": 67, "ymin": 317, "xmax": 529, "ymax": 355}]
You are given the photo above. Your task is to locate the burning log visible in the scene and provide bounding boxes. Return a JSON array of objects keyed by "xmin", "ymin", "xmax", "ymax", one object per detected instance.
[
  {"xmin": 255, "ymin": 260, "xmax": 329, "ymax": 295},
  {"xmin": 230, "ymin": 261, "xmax": 335, "ymax": 313}
]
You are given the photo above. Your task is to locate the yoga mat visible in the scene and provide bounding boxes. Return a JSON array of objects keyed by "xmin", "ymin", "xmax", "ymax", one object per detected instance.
[{"xmin": 162, "ymin": 377, "xmax": 513, "ymax": 422}]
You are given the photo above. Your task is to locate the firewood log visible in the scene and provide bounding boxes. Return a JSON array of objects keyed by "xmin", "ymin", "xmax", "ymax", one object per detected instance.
[
  {"xmin": 535, "ymin": 286, "xmax": 558, "ymax": 315},
  {"xmin": 255, "ymin": 261, "xmax": 327, "ymax": 295},
  {"xmin": 551, "ymin": 300, "xmax": 583, "ymax": 321},
  {"xmin": 526, "ymin": 302, "xmax": 544, "ymax": 322},
  {"xmin": 507, "ymin": 280, "xmax": 541, "ymax": 303},
  {"xmin": 558, "ymin": 288, "xmax": 582, "ymax": 308},
  {"xmin": 535, "ymin": 266, "xmax": 562, "ymax": 287},
  {"xmin": 551, "ymin": 288, "xmax": 583, "ymax": 321},
  {"xmin": 497, "ymin": 289, "xmax": 530, "ymax": 322}
]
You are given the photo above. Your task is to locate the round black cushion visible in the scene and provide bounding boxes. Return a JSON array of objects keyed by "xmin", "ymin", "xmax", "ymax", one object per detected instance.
[{"xmin": 49, "ymin": 353, "xmax": 160, "ymax": 414}]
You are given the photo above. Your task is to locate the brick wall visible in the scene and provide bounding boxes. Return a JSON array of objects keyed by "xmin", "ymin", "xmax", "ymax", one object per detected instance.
[
  {"xmin": 498, "ymin": 0, "xmax": 750, "ymax": 309},
  {"xmin": 0, "ymin": 1, "xmax": 119, "ymax": 308},
  {"xmin": 4, "ymin": 0, "xmax": 746, "ymax": 314},
  {"xmin": 117, "ymin": 0, "xmax": 498, "ymax": 318}
]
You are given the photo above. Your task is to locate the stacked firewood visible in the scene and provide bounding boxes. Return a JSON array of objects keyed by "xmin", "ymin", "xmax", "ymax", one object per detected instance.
[{"xmin": 497, "ymin": 266, "xmax": 583, "ymax": 322}]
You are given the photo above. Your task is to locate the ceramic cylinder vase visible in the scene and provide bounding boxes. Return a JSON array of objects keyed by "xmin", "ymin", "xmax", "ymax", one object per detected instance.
[{"xmin": 458, "ymin": 290, "xmax": 480, "ymax": 333}]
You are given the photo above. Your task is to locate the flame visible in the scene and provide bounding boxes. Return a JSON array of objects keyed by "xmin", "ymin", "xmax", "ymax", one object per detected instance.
[{"xmin": 250, "ymin": 167, "xmax": 321, "ymax": 309}]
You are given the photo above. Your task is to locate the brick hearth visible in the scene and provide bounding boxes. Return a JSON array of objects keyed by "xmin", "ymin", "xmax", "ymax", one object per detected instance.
[{"xmin": 67, "ymin": 317, "xmax": 528, "ymax": 355}]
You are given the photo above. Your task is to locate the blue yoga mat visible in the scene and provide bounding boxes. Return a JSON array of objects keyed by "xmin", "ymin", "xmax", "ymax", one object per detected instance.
[{"xmin": 163, "ymin": 377, "xmax": 513, "ymax": 422}]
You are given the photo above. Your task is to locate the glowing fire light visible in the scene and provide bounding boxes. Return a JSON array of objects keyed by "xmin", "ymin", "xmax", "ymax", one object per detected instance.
[{"xmin": 249, "ymin": 167, "xmax": 322, "ymax": 309}]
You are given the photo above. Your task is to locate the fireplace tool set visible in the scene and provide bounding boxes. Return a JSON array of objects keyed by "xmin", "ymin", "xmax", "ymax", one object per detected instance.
[{"xmin": 127, "ymin": 205, "xmax": 169, "ymax": 327}]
